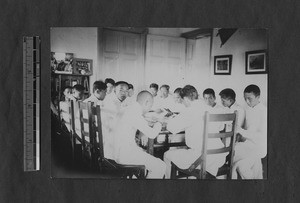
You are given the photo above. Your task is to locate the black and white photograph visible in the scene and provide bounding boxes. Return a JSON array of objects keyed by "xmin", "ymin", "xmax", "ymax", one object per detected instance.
[
  {"xmin": 214, "ymin": 55, "xmax": 232, "ymax": 75},
  {"xmin": 245, "ymin": 50, "xmax": 267, "ymax": 74},
  {"xmin": 50, "ymin": 27, "xmax": 268, "ymax": 179}
]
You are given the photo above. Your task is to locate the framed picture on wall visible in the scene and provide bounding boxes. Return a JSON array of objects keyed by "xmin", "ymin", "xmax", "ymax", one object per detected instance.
[
  {"xmin": 214, "ymin": 55, "xmax": 232, "ymax": 75},
  {"xmin": 52, "ymin": 52, "xmax": 74, "ymax": 74},
  {"xmin": 73, "ymin": 58, "xmax": 93, "ymax": 75},
  {"xmin": 245, "ymin": 50, "xmax": 268, "ymax": 74}
]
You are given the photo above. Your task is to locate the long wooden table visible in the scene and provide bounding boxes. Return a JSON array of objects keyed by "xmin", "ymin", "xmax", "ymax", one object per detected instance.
[
  {"xmin": 143, "ymin": 111, "xmax": 186, "ymax": 156},
  {"xmin": 147, "ymin": 128, "xmax": 186, "ymax": 155}
]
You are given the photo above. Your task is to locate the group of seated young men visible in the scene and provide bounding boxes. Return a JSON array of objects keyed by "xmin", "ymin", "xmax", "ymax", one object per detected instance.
[{"xmin": 58, "ymin": 78, "xmax": 267, "ymax": 179}]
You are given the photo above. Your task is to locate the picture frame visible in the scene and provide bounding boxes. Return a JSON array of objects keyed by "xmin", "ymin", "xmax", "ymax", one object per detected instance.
[
  {"xmin": 73, "ymin": 58, "xmax": 93, "ymax": 75},
  {"xmin": 214, "ymin": 55, "xmax": 232, "ymax": 75},
  {"xmin": 245, "ymin": 50, "xmax": 268, "ymax": 74},
  {"xmin": 52, "ymin": 52, "xmax": 74, "ymax": 74}
]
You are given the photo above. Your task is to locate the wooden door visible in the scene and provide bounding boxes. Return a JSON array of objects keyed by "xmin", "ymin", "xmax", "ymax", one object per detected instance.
[
  {"xmin": 99, "ymin": 29, "xmax": 145, "ymax": 92},
  {"xmin": 185, "ymin": 37, "xmax": 211, "ymax": 93},
  {"xmin": 145, "ymin": 35, "xmax": 186, "ymax": 92}
]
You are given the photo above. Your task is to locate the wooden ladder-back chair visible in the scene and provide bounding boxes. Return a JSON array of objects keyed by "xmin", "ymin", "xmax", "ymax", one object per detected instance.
[
  {"xmin": 171, "ymin": 111, "xmax": 238, "ymax": 179},
  {"xmin": 90, "ymin": 104, "xmax": 146, "ymax": 179},
  {"xmin": 67, "ymin": 100, "xmax": 76, "ymax": 164},
  {"xmin": 57, "ymin": 100, "xmax": 77, "ymax": 164},
  {"xmin": 78, "ymin": 101, "xmax": 98, "ymax": 168}
]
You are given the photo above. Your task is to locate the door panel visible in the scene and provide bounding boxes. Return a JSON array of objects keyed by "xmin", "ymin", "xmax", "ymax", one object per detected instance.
[
  {"xmin": 100, "ymin": 30, "xmax": 144, "ymax": 92},
  {"xmin": 145, "ymin": 35, "xmax": 186, "ymax": 92},
  {"xmin": 185, "ymin": 38, "xmax": 211, "ymax": 92}
]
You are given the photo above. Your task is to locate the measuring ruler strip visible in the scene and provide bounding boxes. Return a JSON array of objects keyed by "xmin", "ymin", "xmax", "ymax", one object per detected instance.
[{"xmin": 23, "ymin": 36, "xmax": 40, "ymax": 171}]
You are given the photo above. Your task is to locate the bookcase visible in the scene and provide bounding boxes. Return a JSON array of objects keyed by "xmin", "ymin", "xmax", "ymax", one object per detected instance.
[{"xmin": 51, "ymin": 58, "xmax": 93, "ymax": 103}]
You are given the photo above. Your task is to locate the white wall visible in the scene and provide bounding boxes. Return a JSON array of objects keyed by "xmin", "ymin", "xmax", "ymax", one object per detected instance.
[
  {"xmin": 209, "ymin": 29, "xmax": 268, "ymax": 107},
  {"xmin": 50, "ymin": 27, "xmax": 98, "ymax": 90},
  {"xmin": 148, "ymin": 28, "xmax": 198, "ymax": 37}
]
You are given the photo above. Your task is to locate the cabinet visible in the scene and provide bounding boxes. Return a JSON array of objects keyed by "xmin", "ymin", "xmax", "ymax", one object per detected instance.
[{"xmin": 52, "ymin": 73, "xmax": 91, "ymax": 102}]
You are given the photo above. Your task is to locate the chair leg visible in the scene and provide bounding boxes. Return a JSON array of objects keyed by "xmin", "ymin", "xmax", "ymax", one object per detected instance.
[{"xmin": 171, "ymin": 163, "xmax": 177, "ymax": 179}]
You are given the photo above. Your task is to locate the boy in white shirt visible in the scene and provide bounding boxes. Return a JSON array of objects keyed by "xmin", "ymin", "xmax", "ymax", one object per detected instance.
[
  {"xmin": 71, "ymin": 84, "xmax": 85, "ymax": 114},
  {"xmin": 163, "ymin": 85, "xmax": 226, "ymax": 179},
  {"xmin": 169, "ymin": 87, "xmax": 185, "ymax": 113},
  {"xmin": 203, "ymin": 88, "xmax": 224, "ymax": 113},
  {"xmin": 219, "ymin": 88, "xmax": 245, "ymax": 129},
  {"xmin": 149, "ymin": 83, "xmax": 160, "ymax": 111},
  {"xmin": 101, "ymin": 81, "xmax": 130, "ymax": 159},
  {"xmin": 123, "ymin": 83, "xmax": 135, "ymax": 106},
  {"xmin": 114, "ymin": 91, "xmax": 166, "ymax": 179},
  {"xmin": 157, "ymin": 84, "xmax": 173, "ymax": 112},
  {"xmin": 232, "ymin": 84, "xmax": 267, "ymax": 179},
  {"xmin": 104, "ymin": 78, "xmax": 115, "ymax": 96},
  {"xmin": 84, "ymin": 80, "xmax": 107, "ymax": 107}
]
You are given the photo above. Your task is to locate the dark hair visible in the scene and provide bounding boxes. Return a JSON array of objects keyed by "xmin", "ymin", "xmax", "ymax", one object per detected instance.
[
  {"xmin": 115, "ymin": 81, "xmax": 129, "ymax": 88},
  {"xmin": 149, "ymin": 83, "xmax": 158, "ymax": 90},
  {"xmin": 128, "ymin": 84, "xmax": 134, "ymax": 90},
  {"xmin": 174, "ymin": 87, "xmax": 182, "ymax": 94},
  {"xmin": 93, "ymin": 80, "xmax": 107, "ymax": 92},
  {"xmin": 60, "ymin": 86, "xmax": 72, "ymax": 101},
  {"xmin": 203, "ymin": 88, "xmax": 215, "ymax": 98},
  {"xmin": 219, "ymin": 88, "xmax": 236, "ymax": 101},
  {"xmin": 105, "ymin": 78, "xmax": 115, "ymax": 85},
  {"xmin": 63, "ymin": 86, "xmax": 72, "ymax": 92},
  {"xmin": 160, "ymin": 84, "xmax": 170, "ymax": 91},
  {"xmin": 180, "ymin": 85, "xmax": 198, "ymax": 100},
  {"xmin": 244, "ymin": 84, "xmax": 260, "ymax": 96},
  {"xmin": 72, "ymin": 84, "xmax": 85, "ymax": 92}
]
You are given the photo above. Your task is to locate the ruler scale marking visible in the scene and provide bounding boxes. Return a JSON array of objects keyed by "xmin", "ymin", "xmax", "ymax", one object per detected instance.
[{"xmin": 23, "ymin": 36, "xmax": 40, "ymax": 171}]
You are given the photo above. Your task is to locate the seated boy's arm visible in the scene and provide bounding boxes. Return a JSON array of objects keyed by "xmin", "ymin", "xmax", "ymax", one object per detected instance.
[
  {"xmin": 134, "ymin": 115, "xmax": 162, "ymax": 139},
  {"xmin": 167, "ymin": 110, "xmax": 191, "ymax": 134},
  {"xmin": 236, "ymin": 110, "xmax": 267, "ymax": 145}
]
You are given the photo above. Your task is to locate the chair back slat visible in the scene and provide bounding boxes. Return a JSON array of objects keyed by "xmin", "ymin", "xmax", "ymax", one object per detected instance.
[
  {"xmin": 78, "ymin": 101, "xmax": 88, "ymax": 156},
  {"xmin": 208, "ymin": 132, "xmax": 233, "ymax": 139},
  {"xmin": 67, "ymin": 100, "xmax": 76, "ymax": 163},
  {"xmin": 208, "ymin": 113, "xmax": 236, "ymax": 122},
  {"xmin": 78, "ymin": 101, "xmax": 96, "ymax": 166},
  {"xmin": 80, "ymin": 118, "xmax": 89, "ymax": 124},
  {"xmin": 94, "ymin": 105, "xmax": 104, "ymax": 160},
  {"xmin": 207, "ymin": 146, "xmax": 231, "ymax": 155},
  {"xmin": 81, "ymin": 131, "xmax": 90, "ymax": 138}
]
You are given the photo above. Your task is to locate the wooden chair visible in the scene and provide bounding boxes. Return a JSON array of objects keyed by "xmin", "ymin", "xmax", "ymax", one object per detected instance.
[
  {"xmin": 78, "ymin": 101, "xmax": 99, "ymax": 168},
  {"xmin": 66, "ymin": 100, "xmax": 76, "ymax": 163},
  {"xmin": 57, "ymin": 100, "xmax": 77, "ymax": 164},
  {"xmin": 81, "ymin": 102, "xmax": 146, "ymax": 178},
  {"xmin": 170, "ymin": 111, "xmax": 238, "ymax": 179}
]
